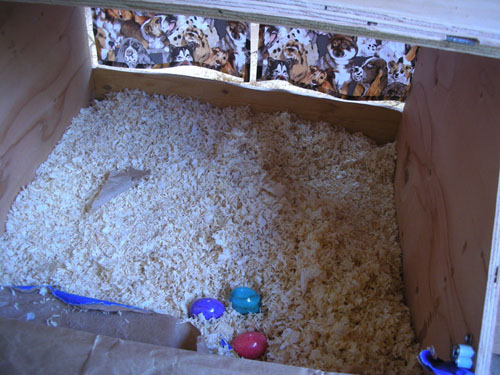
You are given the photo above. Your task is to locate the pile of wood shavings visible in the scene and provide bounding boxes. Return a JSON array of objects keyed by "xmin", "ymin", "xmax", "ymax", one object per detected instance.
[{"xmin": 0, "ymin": 90, "xmax": 420, "ymax": 374}]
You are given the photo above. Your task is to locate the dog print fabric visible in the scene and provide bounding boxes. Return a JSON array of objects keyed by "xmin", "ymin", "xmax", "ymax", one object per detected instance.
[
  {"xmin": 93, "ymin": 8, "xmax": 250, "ymax": 78},
  {"xmin": 258, "ymin": 25, "xmax": 418, "ymax": 101}
]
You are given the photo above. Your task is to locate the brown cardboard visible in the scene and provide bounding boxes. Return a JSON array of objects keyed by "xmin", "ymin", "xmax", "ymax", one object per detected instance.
[
  {"xmin": 0, "ymin": 286, "xmax": 199, "ymax": 351},
  {"xmin": 0, "ymin": 317, "xmax": 343, "ymax": 374},
  {"xmin": 0, "ymin": 286, "xmax": 345, "ymax": 374}
]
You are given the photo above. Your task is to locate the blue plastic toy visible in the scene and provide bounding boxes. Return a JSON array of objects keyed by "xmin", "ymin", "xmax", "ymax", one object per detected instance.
[{"xmin": 419, "ymin": 349, "xmax": 474, "ymax": 375}]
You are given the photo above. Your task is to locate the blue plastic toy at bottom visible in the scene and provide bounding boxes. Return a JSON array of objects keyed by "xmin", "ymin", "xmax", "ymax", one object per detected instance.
[{"xmin": 419, "ymin": 349, "xmax": 474, "ymax": 375}]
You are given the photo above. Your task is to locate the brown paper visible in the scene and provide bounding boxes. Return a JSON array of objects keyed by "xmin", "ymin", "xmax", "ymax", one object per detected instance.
[
  {"xmin": 86, "ymin": 168, "xmax": 150, "ymax": 213},
  {"xmin": 0, "ymin": 286, "xmax": 199, "ymax": 351},
  {"xmin": 0, "ymin": 317, "xmax": 343, "ymax": 375}
]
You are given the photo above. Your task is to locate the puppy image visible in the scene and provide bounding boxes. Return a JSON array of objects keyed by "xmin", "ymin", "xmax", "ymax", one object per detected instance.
[
  {"xmin": 259, "ymin": 25, "xmax": 287, "ymax": 60},
  {"xmin": 348, "ymin": 57, "xmax": 388, "ymax": 96},
  {"xmin": 222, "ymin": 21, "xmax": 247, "ymax": 49},
  {"xmin": 265, "ymin": 58, "xmax": 292, "ymax": 81},
  {"xmin": 281, "ymin": 40, "xmax": 308, "ymax": 83},
  {"xmin": 388, "ymin": 58, "xmax": 412, "ymax": 85},
  {"xmin": 203, "ymin": 47, "xmax": 229, "ymax": 69},
  {"xmin": 120, "ymin": 20, "xmax": 148, "ymax": 48},
  {"xmin": 321, "ymin": 34, "xmax": 358, "ymax": 85},
  {"xmin": 220, "ymin": 51, "xmax": 238, "ymax": 75},
  {"xmin": 219, "ymin": 21, "xmax": 248, "ymax": 73},
  {"xmin": 116, "ymin": 38, "xmax": 152, "ymax": 68},
  {"xmin": 94, "ymin": 26, "xmax": 118, "ymax": 61},
  {"xmin": 169, "ymin": 43, "xmax": 195, "ymax": 66},
  {"xmin": 301, "ymin": 66, "xmax": 337, "ymax": 94},
  {"xmin": 141, "ymin": 15, "xmax": 176, "ymax": 50},
  {"xmin": 182, "ymin": 26, "xmax": 211, "ymax": 64}
]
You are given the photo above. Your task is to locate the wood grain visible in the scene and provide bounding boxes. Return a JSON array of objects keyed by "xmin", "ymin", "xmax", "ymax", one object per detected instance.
[
  {"xmin": 395, "ymin": 47, "xmax": 500, "ymax": 366},
  {"xmin": 2, "ymin": 0, "xmax": 500, "ymax": 58},
  {"xmin": 0, "ymin": 3, "xmax": 92, "ymax": 233},
  {"xmin": 92, "ymin": 66, "xmax": 401, "ymax": 144},
  {"xmin": 476, "ymin": 175, "xmax": 500, "ymax": 374}
]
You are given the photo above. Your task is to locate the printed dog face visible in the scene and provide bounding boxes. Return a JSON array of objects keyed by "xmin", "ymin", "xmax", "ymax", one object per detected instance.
[
  {"xmin": 282, "ymin": 40, "xmax": 308, "ymax": 82},
  {"xmin": 301, "ymin": 66, "xmax": 337, "ymax": 94},
  {"xmin": 226, "ymin": 21, "xmax": 247, "ymax": 41},
  {"xmin": 95, "ymin": 27, "xmax": 120, "ymax": 61},
  {"xmin": 327, "ymin": 35, "xmax": 358, "ymax": 60},
  {"xmin": 309, "ymin": 66, "xmax": 328, "ymax": 86},
  {"xmin": 182, "ymin": 26, "xmax": 211, "ymax": 63},
  {"xmin": 351, "ymin": 57, "xmax": 388, "ymax": 85},
  {"xmin": 265, "ymin": 58, "xmax": 292, "ymax": 80},
  {"xmin": 262, "ymin": 25, "xmax": 279, "ymax": 49},
  {"xmin": 388, "ymin": 59, "xmax": 412, "ymax": 84},
  {"xmin": 282, "ymin": 40, "xmax": 306, "ymax": 65},
  {"xmin": 169, "ymin": 43, "xmax": 195, "ymax": 66},
  {"xmin": 204, "ymin": 47, "xmax": 229, "ymax": 69},
  {"xmin": 142, "ymin": 15, "xmax": 175, "ymax": 38},
  {"xmin": 116, "ymin": 37, "xmax": 151, "ymax": 68}
]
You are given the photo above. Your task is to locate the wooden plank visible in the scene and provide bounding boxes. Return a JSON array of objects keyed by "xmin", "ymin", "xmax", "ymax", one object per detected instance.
[
  {"xmin": 476, "ymin": 173, "xmax": 500, "ymax": 374},
  {"xmin": 92, "ymin": 66, "xmax": 401, "ymax": 144},
  {"xmin": 0, "ymin": 317, "xmax": 350, "ymax": 375},
  {"xmin": 394, "ymin": 46, "xmax": 500, "ymax": 367},
  {"xmin": 0, "ymin": 3, "xmax": 92, "ymax": 234},
  {"xmin": 2, "ymin": 0, "xmax": 500, "ymax": 59},
  {"xmin": 496, "ymin": 303, "xmax": 500, "ymax": 354}
]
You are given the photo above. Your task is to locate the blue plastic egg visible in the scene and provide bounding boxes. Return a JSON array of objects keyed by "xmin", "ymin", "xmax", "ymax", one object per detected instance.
[
  {"xmin": 229, "ymin": 287, "xmax": 261, "ymax": 314},
  {"xmin": 189, "ymin": 298, "xmax": 225, "ymax": 319}
]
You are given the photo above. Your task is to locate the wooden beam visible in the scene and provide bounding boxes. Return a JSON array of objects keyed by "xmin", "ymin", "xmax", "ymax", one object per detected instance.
[
  {"xmin": 92, "ymin": 66, "xmax": 401, "ymax": 144},
  {"xmin": 0, "ymin": 3, "xmax": 92, "ymax": 233},
  {"xmin": 476, "ymin": 173, "xmax": 500, "ymax": 374},
  {"xmin": 395, "ymin": 47, "xmax": 500, "ymax": 367},
  {"xmin": 2, "ymin": 0, "xmax": 500, "ymax": 59}
]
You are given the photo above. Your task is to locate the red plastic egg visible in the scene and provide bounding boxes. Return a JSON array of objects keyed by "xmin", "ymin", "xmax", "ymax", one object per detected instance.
[{"xmin": 232, "ymin": 331, "xmax": 267, "ymax": 359}]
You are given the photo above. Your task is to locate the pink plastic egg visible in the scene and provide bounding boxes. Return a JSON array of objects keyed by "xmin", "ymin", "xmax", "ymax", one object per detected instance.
[{"xmin": 232, "ymin": 331, "xmax": 267, "ymax": 359}]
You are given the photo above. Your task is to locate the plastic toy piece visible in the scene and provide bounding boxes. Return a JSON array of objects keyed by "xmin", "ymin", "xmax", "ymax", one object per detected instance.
[
  {"xmin": 229, "ymin": 287, "xmax": 261, "ymax": 314},
  {"xmin": 452, "ymin": 344, "xmax": 475, "ymax": 370},
  {"xmin": 232, "ymin": 331, "xmax": 267, "ymax": 359},
  {"xmin": 189, "ymin": 298, "xmax": 225, "ymax": 319},
  {"xmin": 418, "ymin": 349, "xmax": 474, "ymax": 375}
]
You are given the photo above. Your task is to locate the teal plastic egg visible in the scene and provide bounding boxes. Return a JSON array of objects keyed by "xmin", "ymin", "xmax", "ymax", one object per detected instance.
[{"xmin": 229, "ymin": 287, "xmax": 261, "ymax": 314}]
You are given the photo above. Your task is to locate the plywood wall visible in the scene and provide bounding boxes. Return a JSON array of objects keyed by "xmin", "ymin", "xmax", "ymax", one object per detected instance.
[
  {"xmin": 395, "ymin": 47, "xmax": 500, "ymax": 361},
  {"xmin": 5, "ymin": 0, "xmax": 500, "ymax": 58},
  {"xmin": 0, "ymin": 3, "xmax": 92, "ymax": 233}
]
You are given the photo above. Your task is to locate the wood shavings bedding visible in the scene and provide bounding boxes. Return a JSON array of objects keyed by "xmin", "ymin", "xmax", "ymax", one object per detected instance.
[{"xmin": 0, "ymin": 90, "xmax": 420, "ymax": 374}]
